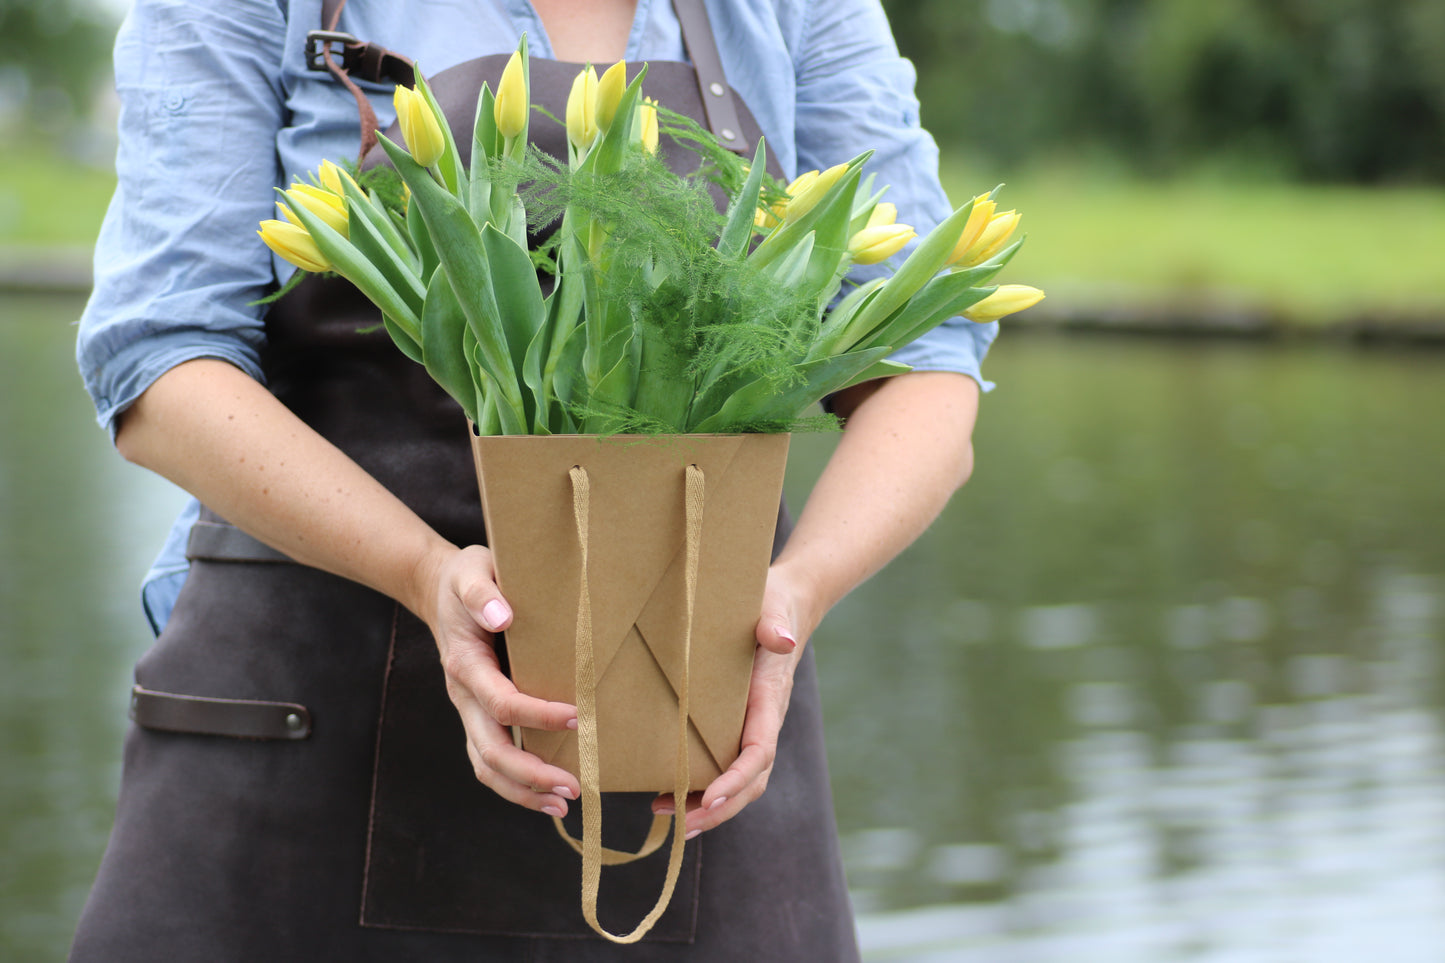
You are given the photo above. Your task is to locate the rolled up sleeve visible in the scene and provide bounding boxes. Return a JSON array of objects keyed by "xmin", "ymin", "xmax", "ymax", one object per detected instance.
[
  {"xmin": 77, "ymin": 0, "xmax": 289, "ymax": 437},
  {"xmin": 791, "ymin": 0, "xmax": 998, "ymax": 390}
]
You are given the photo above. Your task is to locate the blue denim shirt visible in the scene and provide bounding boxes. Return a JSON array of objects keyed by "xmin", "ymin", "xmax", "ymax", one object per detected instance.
[{"xmin": 77, "ymin": 0, "xmax": 999, "ymax": 634}]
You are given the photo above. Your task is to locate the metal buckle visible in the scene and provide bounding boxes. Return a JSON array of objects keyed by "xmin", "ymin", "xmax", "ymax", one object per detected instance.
[{"xmin": 305, "ymin": 29, "xmax": 359, "ymax": 71}]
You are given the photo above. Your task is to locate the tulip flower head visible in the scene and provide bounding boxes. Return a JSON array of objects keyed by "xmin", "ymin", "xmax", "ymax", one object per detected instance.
[
  {"xmin": 595, "ymin": 60, "xmax": 628, "ymax": 134},
  {"xmin": 566, "ymin": 65, "xmax": 600, "ymax": 153},
  {"xmin": 258, "ymin": 219, "xmax": 332, "ymax": 273},
  {"xmin": 639, "ymin": 98, "xmax": 660, "ymax": 155},
  {"xmin": 847, "ymin": 223, "xmax": 916, "ymax": 265},
  {"xmin": 316, "ymin": 159, "xmax": 361, "ymax": 198},
  {"xmin": 953, "ymin": 210, "xmax": 1020, "ymax": 269},
  {"xmin": 865, "ymin": 202, "xmax": 898, "ymax": 229},
  {"xmin": 394, "ymin": 85, "xmax": 446, "ymax": 168},
  {"xmin": 495, "ymin": 48, "xmax": 529, "ymax": 141},
  {"xmin": 963, "ymin": 284, "xmax": 1045, "ymax": 322},
  {"xmin": 279, "ymin": 182, "xmax": 349, "ymax": 238},
  {"xmin": 782, "ymin": 163, "xmax": 847, "ymax": 225},
  {"xmin": 945, "ymin": 194, "xmax": 996, "ymax": 266}
]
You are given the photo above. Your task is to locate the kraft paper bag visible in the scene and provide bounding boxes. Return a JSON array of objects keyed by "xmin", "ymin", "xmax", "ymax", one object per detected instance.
[{"xmin": 471, "ymin": 433, "xmax": 790, "ymax": 793}]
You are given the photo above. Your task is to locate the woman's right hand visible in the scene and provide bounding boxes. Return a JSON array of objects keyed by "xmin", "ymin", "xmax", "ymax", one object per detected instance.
[{"xmin": 423, "ymin": 544, "xmax": 582, "ymax": 818}]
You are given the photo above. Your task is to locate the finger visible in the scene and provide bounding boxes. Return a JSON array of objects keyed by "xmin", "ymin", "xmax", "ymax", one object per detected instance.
[
  {"xmin": 442, "ymin": 644, "xmax": 578, "ymax": 731},
  {"xmin": 453, "ymin": 694, "xmax": 581, "ymax": 799},
  {"xmin": 464, "ymin": 738, "xmax": 576, "ymax": 817}
]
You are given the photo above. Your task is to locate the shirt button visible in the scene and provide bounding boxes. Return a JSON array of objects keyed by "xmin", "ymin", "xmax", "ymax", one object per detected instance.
[{"xmin": 164, "ymin": 92, "xmax": 186, "ymax": 111}]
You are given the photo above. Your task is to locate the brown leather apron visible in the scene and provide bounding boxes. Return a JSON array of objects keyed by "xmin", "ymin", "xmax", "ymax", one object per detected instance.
[{"xmin": 71, "ymin": 4, "xmax": 860, "ymax": 959}]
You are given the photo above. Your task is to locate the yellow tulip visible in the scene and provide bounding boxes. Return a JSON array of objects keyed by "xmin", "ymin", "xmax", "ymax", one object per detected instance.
[
  {"xmin": 566, "ymin": 65, "xmax": 599, "ymax": 151},
  {"xmin": 963, "ymin": 284, "xmax": 1045, "ymax": 322},
  {"xmin": 595, "ymin": 60, "xmax": 628, "ymax": 134},
  {"xmin": 865, "ymin": 202, "xmax": 898, "ymax": 229},
  {"xmin": 639, "ymin": 98, "xmax": 659, "ymax": 155},
  {"xmin": 258, "ymin": 219, "xmax": 331, "ymax": 273},
  {"xmin": 944, "ymin": 194, "xmax": 996, "ymax": 266},
  {"xmin": 954, "ymin": 210, "xmax": 1020, "ymax": 269},
  {"xmin": 393, "ymin": 85, "xmax": 445, "ymax": 168},
  {"xmin": 316, "ymin": 160, "xmax": 361, "ymax": 198},
  {"xmin": 495, "ymin": 48, "xmax": 528, "ymax": 140},
  {"xmin": 782, "ymin": 162, "xmax": 847, "ymax": 225},
  {"xmin": 278, "ymin": 183, "xmax": 348, "ymax": 237},
  {"xmin": 847, "ymin": 223, "xmax": 916, "ymax": 265}
]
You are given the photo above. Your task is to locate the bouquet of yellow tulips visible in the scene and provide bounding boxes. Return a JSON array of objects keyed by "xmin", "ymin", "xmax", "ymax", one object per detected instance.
[{"xmin": 257, "ymin": 37, "xmax": 1044, "ymax": 436}]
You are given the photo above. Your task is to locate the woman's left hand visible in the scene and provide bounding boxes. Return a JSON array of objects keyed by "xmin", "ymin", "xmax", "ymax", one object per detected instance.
[{"xmin": 650, "ymin": 561, "xmax": 818, "ymax": 835}]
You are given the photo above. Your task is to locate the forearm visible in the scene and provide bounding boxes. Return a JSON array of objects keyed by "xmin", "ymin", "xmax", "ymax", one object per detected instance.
[
  {"xmin": 115, "ymin": 358, "xmax": 452, "ymax": 618},
  {"xmin": 775, "ymin": 371, "xmax": 979, "ymax": 631}
]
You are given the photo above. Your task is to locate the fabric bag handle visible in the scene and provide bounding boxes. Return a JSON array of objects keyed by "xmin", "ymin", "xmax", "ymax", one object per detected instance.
[{"xmin": 548, "ymin": 463, "xmax": 703, "ymax": 943}]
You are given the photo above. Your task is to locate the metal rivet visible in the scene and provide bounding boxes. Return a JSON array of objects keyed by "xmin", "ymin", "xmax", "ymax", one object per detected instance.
[
  {"xmin": 708, "ymin": 82, "xmax": 725, "ymax": 97},
  {"xmin": 720, "ymin": 128, "xmax": 737, "ymax": 142},
  {"xmin": 285, "ymin": 713, "xmax": 303, "ymax": 732}
]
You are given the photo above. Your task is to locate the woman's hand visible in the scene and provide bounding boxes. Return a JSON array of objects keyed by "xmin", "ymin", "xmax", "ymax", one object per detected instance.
[
  {"xmin": 649, "ymin": 561, "xmax": 821, "ymax": 835},
  {"xmin": 422, "ymin": 544, "xmax": 583, "ymax": 818}
]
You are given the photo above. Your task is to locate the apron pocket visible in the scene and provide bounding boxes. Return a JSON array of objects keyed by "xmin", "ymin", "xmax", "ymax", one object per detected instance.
[{"xmin": 360, "ymin": 607, "xmax": 701, "ymax": 941}]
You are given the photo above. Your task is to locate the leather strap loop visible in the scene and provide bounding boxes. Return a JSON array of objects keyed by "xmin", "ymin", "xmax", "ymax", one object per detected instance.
[{"xmin": 130, "ymin": 685, "xmax": 313, "ymax": 740}]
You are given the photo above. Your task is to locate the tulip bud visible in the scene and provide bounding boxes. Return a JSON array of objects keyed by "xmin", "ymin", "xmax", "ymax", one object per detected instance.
[
  {"xmin": 258, "ymin": 219, "xmax": 332, "ymax": 273},
  {"xmin": 394, "ymin": 85, "xmax": 445, "ymax": 168},
  {"xmin": 782, "ymin": 163, "xmax": 847, "ymax": 225},
  {"xmin": 278, "ymin": 183, "xmax": 349, "ymax": 238},
  {"xmin": 595, "ymin": 60, "xmax": 628, "ymax": 134},
  {"xmin": 954, "ymin": 210, "xmax": 1020, "ymax": 269},
  {"xmin": 865, "ymin": 202, "xmax": 898, "ymax": 229},
  {"xmin": 495, "ymin": 48, "xmax": 528, "ymax": 141},
  {"xmin": 566, "ymin": 65, "xmax": 599, "ymax": 152},
  {"xmin": 963, "ymin": 284, "xmax": 1045, "ymax": 322},
  {"xmin": 639, "ymin": 98, "xmax": 659, "ymax": 155},
  {"xmin": 847, "ymin": 223, "xmax": 916, "ymax": 265},
  {"xmin": 944, "ymin": 194, "xmax": 996, "ymax": 267},
  {"xmin": 316, "ymin": 160, "xmax": 361, "ymax": 198}
]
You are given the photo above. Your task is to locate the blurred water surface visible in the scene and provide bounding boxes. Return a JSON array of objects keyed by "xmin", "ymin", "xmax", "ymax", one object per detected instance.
[{"xmin": 3, "ymin": 295, "xmax": 1444, "ymax": 960}]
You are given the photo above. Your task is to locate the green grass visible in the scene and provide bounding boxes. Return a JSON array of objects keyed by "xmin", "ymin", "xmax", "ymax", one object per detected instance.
[
  {"xmin": 6, "ymin": 137, "xmax": 1444, "ymax": 325},
  {"xmin": 0, "ymin": 142, "xmax": 117, "ymax": 247},
  {"xmin": 941, "ymin": 159, "xmax": 1445, "ymax": 324}
]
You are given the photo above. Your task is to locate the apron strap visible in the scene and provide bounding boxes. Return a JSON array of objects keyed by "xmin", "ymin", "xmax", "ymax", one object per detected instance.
[
  {"xmin": 308, "ymin": 0, "xmax": 416, "ymax": 162},
  {"xmin": 671, "ymin": 0, "xmax": 751, "ymax": 154}
]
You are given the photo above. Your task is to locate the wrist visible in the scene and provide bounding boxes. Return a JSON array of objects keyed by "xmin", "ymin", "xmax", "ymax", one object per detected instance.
[{"xmin": 404, "ymin": 538, "xmax": 459, "ymax": 624}]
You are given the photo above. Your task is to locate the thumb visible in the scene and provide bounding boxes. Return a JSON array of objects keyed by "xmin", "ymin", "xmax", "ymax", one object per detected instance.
[{"xmin": 755, "ymin": 593, "xmax": 799, "ymax": 655}]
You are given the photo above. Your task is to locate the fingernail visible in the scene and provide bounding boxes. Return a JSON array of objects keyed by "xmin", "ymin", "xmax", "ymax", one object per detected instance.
[
  {"xmin": 480, "ymin": 599, "xmax": 509, "ymax": 631},
  {"xmin": 655, "ymin": 804, "xmax": 675, "ymax": 816},
  {"xmin": 708, "ymin": 796, "xmax": 728, "ymax": 811},
  {"xmin": 553, "ymin": 786, "xmax": 575, "ymax": 800},
  {"xmin": 542, "ymin": 804, "xmax": 565, "ymax": 818},
  {"xmin": 685, "ymin": 829, "xmax": 701, "ymax": 841},
  {"xmin": 565, "ymin": 717, "xmax": 578, "ymax": 730},
  {"xmin": 777, "ymin": 626, "xmax": 797, "ymax": 649}
]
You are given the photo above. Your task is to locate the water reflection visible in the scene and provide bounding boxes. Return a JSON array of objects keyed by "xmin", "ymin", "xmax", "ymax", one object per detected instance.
[
  {"xmin": 5, "ymin": 304, "xmax": 1445, "ymax": 960},
  {"xmin": 793, "ymin": 337, "xmax": 1445, "ymax": 960}
]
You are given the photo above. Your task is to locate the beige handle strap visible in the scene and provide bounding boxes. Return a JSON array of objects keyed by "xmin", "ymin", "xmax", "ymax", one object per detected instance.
[{"xmin": 554, "ymin": 463, "xmax": 704, "ymax": 943}]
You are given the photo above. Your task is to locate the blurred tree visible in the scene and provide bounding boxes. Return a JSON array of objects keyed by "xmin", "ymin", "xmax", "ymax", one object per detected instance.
[
  {"xmin": 0, "ymin": 0, "xmax": 117, "ymax": 132},
  {"xmin": 881, "ymin": 0, "xmax": 1445, "ymax": 183}
]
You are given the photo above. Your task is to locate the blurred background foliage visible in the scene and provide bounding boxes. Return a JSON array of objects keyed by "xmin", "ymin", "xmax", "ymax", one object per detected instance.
[
  {"xmin": 0, "ymin": 0, "xmax": 114, "ymax": 135},
  {"xmin": 885, "ymin": 0, "xmax": 1445, "ymax": 184}
]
